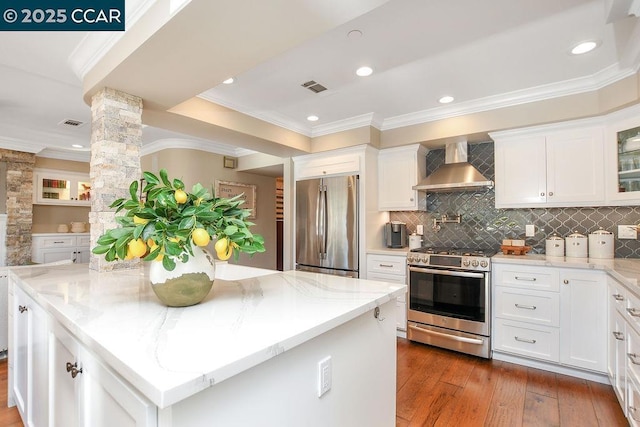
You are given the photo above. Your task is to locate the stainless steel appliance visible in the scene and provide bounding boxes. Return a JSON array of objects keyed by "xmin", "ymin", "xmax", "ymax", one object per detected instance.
[
  {"xmin": 406, "ymin": 247, "xmax": 494, "ymax": 358},
  {"xmin": 384, "ymin": 221, "xmax": 407, "ymax": 248},
  {"xmin": 295, "ymin": 175, "xmax": 359, "ymax": 277}
]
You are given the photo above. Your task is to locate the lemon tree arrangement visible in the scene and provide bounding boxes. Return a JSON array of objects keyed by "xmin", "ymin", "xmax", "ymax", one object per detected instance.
[{"xmin": 93, "ymin": 169, "xmax": 265, "ymax": 270}]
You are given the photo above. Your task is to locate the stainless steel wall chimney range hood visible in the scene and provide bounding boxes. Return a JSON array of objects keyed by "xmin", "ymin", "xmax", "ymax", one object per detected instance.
[{"xmin": 412, "ymin": 141, "xmax": 494, "ymax": 192}]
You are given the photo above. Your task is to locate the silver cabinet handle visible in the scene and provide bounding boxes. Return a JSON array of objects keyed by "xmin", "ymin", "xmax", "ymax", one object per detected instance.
[
  {"xmin": 540, "ymin": 192, "xmax": 545, "ymax": 196},
  {"xmin": 549, "ymin": 192, "xmax": 554, "ymax": 196},
  {"xmin": 18, "ymin": 305, "xmax": 27, "ymax": 313},
  {"xmin": 628, "ymin": 353, "xmax": 640, "ymax": 365},
  {"xmin": 613, "ymin": 294, "xmax": 625, "ymax": 301},
  {"xmin": 53, "ymin": 241, "xmax": 65, "ymax": 244},
  {"xmin": 66, "ymin": 362, "xmax": 83, "ymax": 378},
  {"xmin": 628, "ymin": 308, "xmax": 640, "ymax": 317},
  {"xmin": 613, "ymin": 331, "xmax": 624, "ymax": 341},
  {"xmin": 515, "ymin": 303, "xmax": 536, "ymax": 310},
  {"xmin": 515, "ymin": 336, "xmax": 536, "ymax": 344},
  {"xmin": 563, "ymin": 279, "xmax": 569, "ymax": 284},
  {"xmin": 378, "ymin": 264, "xmax": 394, "ymax": 268},
  {"xmin": 514, "ymin": 276, "xmax": 536, "ymax": 281},
  {"xmin": 408, "ymin": 324, "xmax": 485, "ymax": 345}
]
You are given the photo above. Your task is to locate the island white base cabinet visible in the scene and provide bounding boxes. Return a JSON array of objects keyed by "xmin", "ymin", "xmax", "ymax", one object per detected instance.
[{"xmin": 157, "ymin": 300, "xmax": 397, "ymax": 427}]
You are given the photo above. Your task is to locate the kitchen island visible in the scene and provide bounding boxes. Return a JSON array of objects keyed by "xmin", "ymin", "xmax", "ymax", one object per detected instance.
[{"xmin": 8, "ymin": 262, "xmax": 404, "ymax": 427}]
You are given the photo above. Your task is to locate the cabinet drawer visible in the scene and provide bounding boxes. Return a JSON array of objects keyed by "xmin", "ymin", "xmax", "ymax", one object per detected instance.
[
  {"xmin": 627, "ymin": 292, "xmax": 640, "ymax": 335},
  {"xmin": 628, "ymin": 325, "xmax": 640, "ymax": 386},
  {"xmin": 494, "ymin": 318, "xmax": 559, "ymax": 362},
  {"xmin": 366, "ymin": 254, "xmax": 407, "ymax": 276},
  {"xmin": 36, "ymin": 236, "xmax": 75, "ymax": 248},
  {"xmin": 494, "ymin": 264, "xmax": 559, "ymax": 292},
  {"xmin": 494, "ymin": 286, "xmax": 559, "ymax": 327},
  {"xmin": 629, "ymin": 376, "xmax": 640, "ymax": 426}
]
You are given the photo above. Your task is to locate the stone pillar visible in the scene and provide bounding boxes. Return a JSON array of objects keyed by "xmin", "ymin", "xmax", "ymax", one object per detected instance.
[
  {"xmin": 0, "ymin": 149, "xmax": 35, "ymax": 265},
  {"xmin": 89, "ymin": 88, "xmax": 142, "ymax": 272}
]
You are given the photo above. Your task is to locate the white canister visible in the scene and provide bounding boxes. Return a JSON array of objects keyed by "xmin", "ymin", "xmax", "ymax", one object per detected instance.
[
  {"xmin": 408, "ymin": 234, "xmax": 423, "ymax": 250},
  {"xmin": 545, "ymin": 234, "xmax": 564, "ymax": 257},
  {"xmin": 565, "ymin": 231, "xmax": 588, "ymax": 258},
  {"xmin": 588, "ymin": 228, "xmax": 614, "ymax": 259}
]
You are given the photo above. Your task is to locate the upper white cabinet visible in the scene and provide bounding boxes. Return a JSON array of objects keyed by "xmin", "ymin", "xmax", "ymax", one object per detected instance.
[
  {"xmin": 377, "ymin": 144, "xmax": 427, "ymax": 211},
  {"xmin": 605, "ymin": 103, "xmax": 640, "ymax": 205},
  {"xmin": 492, "ymin": 122, "xmax": 605, "ymax": 208},
  {"xmin": 33, "ymin": 168, "xmax": 91, "ymax": 206},
  {"xmin": 293, "ymin": 150, "xmax": 361, "ymax": 180}
]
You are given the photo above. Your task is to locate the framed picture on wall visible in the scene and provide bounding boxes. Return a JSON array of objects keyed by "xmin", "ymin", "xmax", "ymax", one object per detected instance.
[{"xmin": 215, "ymin": 180, "xmax": 257, "ymax": 219}]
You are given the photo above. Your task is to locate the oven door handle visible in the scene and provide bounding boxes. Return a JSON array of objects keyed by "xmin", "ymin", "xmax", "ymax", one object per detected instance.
[
  {"xmin": 408, "ymin": 324, "xmax": 485, "ymax": 345},
  {"xmin": 408, "ymin": 266, "xmax": 485, "ymax": 279}
]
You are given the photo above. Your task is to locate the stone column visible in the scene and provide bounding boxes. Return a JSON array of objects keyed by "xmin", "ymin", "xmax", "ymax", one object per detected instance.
[{"xmin": 89, "ymin": 88, "xmax": 142, "ymax": 272}]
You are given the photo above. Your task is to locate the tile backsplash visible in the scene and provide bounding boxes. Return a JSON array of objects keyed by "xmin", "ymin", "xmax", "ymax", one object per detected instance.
[{"xmin": 390, "ymin": 141, "xmax": 640, "ymax": 257}]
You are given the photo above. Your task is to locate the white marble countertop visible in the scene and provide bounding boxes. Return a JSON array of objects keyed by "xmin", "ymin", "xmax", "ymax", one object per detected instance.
[
  {"xmin": 10, "ymin": 263, "xmax": 405, "ymax": 409},
  {"xmin": 492, "ymin": 253, "xmax": 640, "ymax": 297}
]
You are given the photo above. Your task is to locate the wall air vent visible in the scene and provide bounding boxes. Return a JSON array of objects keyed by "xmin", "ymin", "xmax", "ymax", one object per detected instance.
[
  {"xmin": 301, "ymin": 80, "xmax": 327, "ymax": 93},
  {"xmin": 58, "ymin": 119, "xmax": 85, "ymax": 128}
]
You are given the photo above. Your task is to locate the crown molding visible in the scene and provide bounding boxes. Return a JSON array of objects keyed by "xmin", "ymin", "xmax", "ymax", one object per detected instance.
[
  {"xmin": 37, "ymin": 147, "xmax": 90, "ymax": 162},
  {"xmin": 68, "ymin": 0, "xmax": 157, "ymax": 80},
  {"xmin": 380, "ymin": 63, "xmax": 637, "ymax": 131},
  {"xmin": 0, "ymin": 136, "xmax": 47, "ymax": 154},
  {"xmin": 141, "ymin": 138, "xmax": 256, "ymax": 157},
  {"xmin": 310, "ymin": 113, "xmax": 380, "ymax": 137},
  {"xmin": 196, "ymin": 93, "xmax": 313, "ymax": 136}
]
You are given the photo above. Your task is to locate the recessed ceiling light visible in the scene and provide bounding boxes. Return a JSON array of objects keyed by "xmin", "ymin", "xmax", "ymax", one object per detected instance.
[
  {"xmin": 347, "ymin": 29, "xmax": 362, "ymax": 39},
  {"xmin": 356, "ymin": 66, "xmax": 373, "ymax": 77},
  {"xmin": 71, "ymin": 144, "xmax": 84, "ymax": 148},
  {"xmin": 571, "ymin": 41, "xmax": 598, "ymax": 55},
  {"xmin": 307, "ymin": 115, "xmax": 319, "ymax": 122},
  {"xmin": 222, "ymin": 77, "xmax": 234, "ymax": 84},
  {"xmin": 439, "ymin": 96, "xmax": 454, "ymax": 104}
]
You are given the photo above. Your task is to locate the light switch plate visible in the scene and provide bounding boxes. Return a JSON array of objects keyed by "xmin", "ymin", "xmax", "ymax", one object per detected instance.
[
  {"xmin": 525, "ymin": 224, "xmax": 535, "ymax": 237},
  {"xmin": 618, "ymin": 225, "xmax": 637, "ymax": 239},
  {"xmin": 318, "ymin": 356, "xmax": 332, "ymax": 397},
  {"xmin": 416, "ymin": 224, "xmax": 424, "ymax": 235}
]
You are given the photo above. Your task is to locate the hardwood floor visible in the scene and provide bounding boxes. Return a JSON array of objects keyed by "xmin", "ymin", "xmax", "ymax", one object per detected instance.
[
  {"xmin": 0, "ymin": 341, "xmax": 627, "ymax": 426},
  {"xmin": 396, "ymin": 338, "xmax": 628, "ymax": 427},
  {"xmin": 0, "ymin": 360, "xmax": 21, "ymax": 427}
]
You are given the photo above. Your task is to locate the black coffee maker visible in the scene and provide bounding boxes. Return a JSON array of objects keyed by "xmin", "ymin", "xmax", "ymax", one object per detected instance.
[{"xmin": 384, "ymin": 221, "xmax": 407, "ymax": 248}]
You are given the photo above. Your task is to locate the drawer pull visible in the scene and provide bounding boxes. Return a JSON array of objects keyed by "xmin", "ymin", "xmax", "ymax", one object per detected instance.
[
  {"xmin": 613, "ymin": 293, "xmax": 625, "ymax": 301},
  {"xmin": 53, "ymin": 241, "xmax": 65, "ymax": 244},
  {"xmin": 514, "ymin": 303, "xmax": 536, "ymax": 310},
  {"xmin": 514, "ymin": 276, "xmax": 536, "ymax": 281},
  {"xmin": 514, "ymin": 336, "xmax": 536, "ymax": 344},
  {"xmin": 628, "ymin": 353, "xmax": 640, "ymax": 365},
  {"xmin": 378, "ymin": 264, "xmax": 394, "ymax": 268},
  {"xmin": 627, "ymin": 308, "xmax": 640, "ymax": 318},
  {"xmin": 18, "ymin": 305, "xmax": 27, "ymax": 314},
  {"xmin": 613, "ymin": 331, "xmax": 624, "ymax": 341}
]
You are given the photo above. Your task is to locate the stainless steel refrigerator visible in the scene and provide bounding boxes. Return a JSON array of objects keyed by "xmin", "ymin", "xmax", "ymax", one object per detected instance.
[{"xmin": 295, "ymin": 175, "xmax": 359, "ymax": 277}]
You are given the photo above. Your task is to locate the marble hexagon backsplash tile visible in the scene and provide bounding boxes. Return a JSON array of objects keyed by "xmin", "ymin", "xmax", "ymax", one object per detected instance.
[{"xmin": 390, "ymin": 142, "xmax": 640, "ymax": 257}]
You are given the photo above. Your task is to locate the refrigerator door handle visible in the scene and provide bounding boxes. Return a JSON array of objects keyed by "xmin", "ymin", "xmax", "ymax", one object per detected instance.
[{"xmin": 319, "ymin": 185, "xmax": 328, "ymax": 259}]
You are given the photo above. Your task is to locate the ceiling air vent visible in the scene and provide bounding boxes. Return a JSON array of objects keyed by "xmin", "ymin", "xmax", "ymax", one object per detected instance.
[
  {"xmin": 58, "ymin": 118, "xmax": 85, "ymax": 128},
  {"xmin": 301, "ymin": 80, "xmax": 327, "ymax": 94}
]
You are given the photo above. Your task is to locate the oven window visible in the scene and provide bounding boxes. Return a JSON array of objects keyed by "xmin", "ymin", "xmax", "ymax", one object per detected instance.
[{"xmin": 409, "ymin": 270, "xmax": 485, "ymax": 322}]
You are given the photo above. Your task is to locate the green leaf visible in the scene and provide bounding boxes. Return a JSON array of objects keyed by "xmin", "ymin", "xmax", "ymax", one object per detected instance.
[
  {"xmin": 133, "ymin": 224, "xmax": 145, "ymax": 240},
  {"xmin": 143, "ymin": 171, "xmax": 159, "ymax": 185},
  {"xmin": 178, "ymin": 216, "xmax": 196, "ymax": 230},
  {"xmin": 144, "ymin": 246, "xmax": 161, "ymax": 261},
  {"xmin": 92, "ymin": 245, "xmax": 111, "ymax": 255},
  {"xmin": 106, "ymin": 246, "xmax": 117, "ymax": 262},
  {"xmin": 109, "ymin": 198, "xmax": 125, "ymax": 208},
  {"xmin": 159, "ymin": 169, "xmax": 171, "ymax": 187},
  {"xmin": 162, "ymin": 255, "xmax": 176, "ymax": 271},
  {"xmin": 129, "ymin": 180, "xmax": 139, "ymax": 202},
  {"xmin": 224, "ymin": 225, "xmax": 239, "ymax": 236},
  {"xmin": 96, "ymin": 234, "xmax": 117, "ymax": 245},
  {"xmin": 173, "ymin": 178, "xmax": 184, "ymax": 190}
]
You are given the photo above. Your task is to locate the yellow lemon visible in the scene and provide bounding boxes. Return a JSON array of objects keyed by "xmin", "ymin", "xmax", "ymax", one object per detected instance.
[
  {"xmin": 133, "ymin": 215, "xmax": 149, "ymax": 225},
  {"xmin": 149, "ymin": 243, "xmax": 164, "ymax": 261},
  {"xmin": 216, "ymin": 246, "xmax": 233, "ymax": 261},
  {"xmin": 127, "ymin": 238, "xmax": 147, "ymax": 258},
  {"xmin": 214, "ymin": 237, "xmax": 229, "ymax": 254},
  {"xmin": 174, "ymin": 189, "xmax": 188, "ymax": 204},
  {"xmin": 146, "ymin": 238, "xmax": 155, "ymax": 247},
  {"xmin": 192, "ymin": 228, "xmax": 210, "ymax": 247}
]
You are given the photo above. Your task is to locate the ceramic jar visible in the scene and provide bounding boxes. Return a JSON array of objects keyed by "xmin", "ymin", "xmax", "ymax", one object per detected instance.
[
  {"xmin": 545, "ymin": 234, "xmax": 564, "ymax": 257},
  {"xmin": 588, "ymin": 228, "xmax": 614, "ymax": 259},
  {"xmin": 565, "ymin": 231, "xmax": 588, "ymax": 258}
]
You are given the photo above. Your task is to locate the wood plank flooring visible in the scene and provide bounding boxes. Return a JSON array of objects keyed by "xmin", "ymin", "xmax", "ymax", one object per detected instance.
[
  {"xmin": 0, "ymin": 340, "xmax": 628, "ymax": 426},
  {"xmin": 397, "ymin": 338, "xmax": 628, "ymax": 426}
]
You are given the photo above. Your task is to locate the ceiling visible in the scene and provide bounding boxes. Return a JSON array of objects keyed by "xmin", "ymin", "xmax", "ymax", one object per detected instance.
[{"xmin": 1, "ymin": 0, "xmax": 639, "ymax": 162}]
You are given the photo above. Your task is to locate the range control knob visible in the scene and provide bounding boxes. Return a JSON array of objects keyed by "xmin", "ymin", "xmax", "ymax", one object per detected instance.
[
  {"xmin": 462, "ymin": 259, "xmax": 471, "ymax": 267},
  {"xmin": 471, "ymin": 260, "xmax": 479, "ymax": 267},
  {"xmin": 480, "ymin": 260, "xmax": 488, "ymax": 268},
  {"xmin": 407, "ymin": 255, "xmax": 414, "ymax": 263}
]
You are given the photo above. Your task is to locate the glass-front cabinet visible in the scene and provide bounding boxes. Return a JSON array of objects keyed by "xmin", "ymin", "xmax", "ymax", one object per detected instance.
[
  {"xmin": 33, "ymin": 169, "xmax": 90, "ymax": 206},
  {"xmin": 617, "ymin": 125, "xmax": 640, "ymax": 193}
]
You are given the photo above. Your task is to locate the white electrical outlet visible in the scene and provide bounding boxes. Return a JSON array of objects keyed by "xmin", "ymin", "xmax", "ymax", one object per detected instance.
[
  {"xmin": 525, "ymin": 224, "xmax": 535, "ymax": 237},
  {"xmin": 416, "ymin": 224, "xmax": 424, "ymax": 235},
  {"xmin": 618, "ymin": 225, "xmax": 638, "ymax": 239},
  {"xmin": 318, "ymin": 356, "xmax": 332, "ymax": 397}
]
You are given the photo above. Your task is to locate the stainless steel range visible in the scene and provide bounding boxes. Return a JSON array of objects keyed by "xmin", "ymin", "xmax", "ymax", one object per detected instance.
[{"xmin": 406, "ymin": 247, "xmax": 494, "ymax": 358}]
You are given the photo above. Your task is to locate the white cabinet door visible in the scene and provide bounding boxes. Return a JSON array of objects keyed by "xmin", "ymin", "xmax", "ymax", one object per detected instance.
[
  {"xmin": 11, "ymin": 285, "xmax": 49, "ymax": 427},
  {"xmin": 494, "ymin": 135, "xmax": 547, "ymax": 207},
  {"xmin": 545, "ymin": 128, "xmax": 604, "ymax": 204},
  {"xmin": 608, "ymin": 278, "xmax": 627, "ymax": 409},
  {"xmin": 378, "ymin": 145, "xmax": 426, "ymax": 211},
  {"xmin": 41, "ymin": 248, "xmax": 76, "ymax": 264},
  {"xmin": 51, "ymin": 322, "xmax": 156, "ymax": 427},
  {"xmin": 33, "ymin": 169, "xmax": 91, "ymax": 206},
  {"xmin": 559, "ymin": 270, "xmax": 607, "ymax": 372},
  {"xmin": 366, "ymin": 253, "xmax": 407, "ymax": 333}
]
